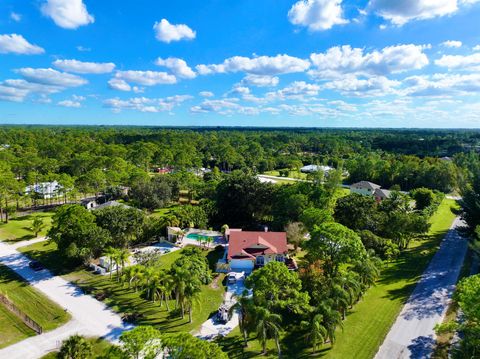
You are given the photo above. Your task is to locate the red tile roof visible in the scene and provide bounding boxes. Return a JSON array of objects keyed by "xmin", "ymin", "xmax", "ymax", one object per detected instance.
[{"xmin": 227, "ymin": 231, "xmax": 288, "ymax": 260}]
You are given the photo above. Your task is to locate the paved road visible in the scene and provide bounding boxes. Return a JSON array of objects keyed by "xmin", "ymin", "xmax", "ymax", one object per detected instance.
[
  {"xmin": 0, "ymin": 241, "xmax": 132, "ymax": 359},
  {"xmin": 374, "ymin": 217, "xmax": 468, "ymax": 359}
]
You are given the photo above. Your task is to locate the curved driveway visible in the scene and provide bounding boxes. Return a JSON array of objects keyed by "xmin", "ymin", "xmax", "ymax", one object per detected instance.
[
  {"xmin": 374, "ymin": 217, "xmax": 468, "ymax": 359},
  {"xmin": 0, "ymin": 241, "xmax": 132, "ymax": 359}
]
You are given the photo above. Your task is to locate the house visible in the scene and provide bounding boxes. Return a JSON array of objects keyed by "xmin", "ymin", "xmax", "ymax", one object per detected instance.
[
  {"xmin": 25, "ymin": 181, "xmax": 62, "ymax": 199},
  {"xmin": 300, "ymin": 164, "xmax": 333, "ymax": 174},
  {"xmin": 93, "ymin": 200, "xmax": 132, "ymax": 211},
  {"xmin": 227, "ymin": 231, "xmax": 289, "ymax": 273},
  {"xmin": 374, "ymin": 188, "xmax": 391, "ymax": 202},
  {"xmin": 224, "ymin": 228, "xmax": 242, "ymax": 241},
  {"xmin": 167, "ymin": 226, "xmax": 183, "ymax": 242},
  {"xmin": 81, "ymin": 197, "xmax": 98, "ymax": 210},
  {"xmin": 350, "ymin": 181, "xmax": 381, "ymax": 196}
]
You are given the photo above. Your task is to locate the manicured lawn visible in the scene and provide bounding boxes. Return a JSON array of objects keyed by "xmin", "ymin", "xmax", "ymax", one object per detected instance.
[
  {"xmin": 19, "ymin": 241, "xmax": 226, "ymax": 334},
  {"xmin": 263, "ymin": 169, "xmax": 308, "ymax": 180},
  {"xmin": 0, "ymin": 264, "xmax": 70, "ymax": 348},
  {"xmin": 0, "ymin": 211, "xmax": 53, "ymax": 242},
  {"xmin": 219, "ymin": 199, "xmax": 459, "ymax": 358}
]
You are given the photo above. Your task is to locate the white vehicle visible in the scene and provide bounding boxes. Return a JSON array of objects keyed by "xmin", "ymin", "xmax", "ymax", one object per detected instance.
[{"xmin": 227, "ymin": 271, "xmax": 245, "ymax": 284}]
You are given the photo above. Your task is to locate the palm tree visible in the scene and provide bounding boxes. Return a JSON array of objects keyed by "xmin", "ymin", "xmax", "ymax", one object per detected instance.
[
  {"xmin": 318, "ymin": 301, "xmax": 343, "ymax": 346},
  {"xmin": 184, "ymin": 288, "xmax": 201, "ymax": 323},
  {"xmin": 353, "ymin": 252, "xmax": 381, "ymax": 289},
  {"xmin": 116, "ymin": 248, "xmax": 130, "ymax": 281},
  {"xmin": 30, "ymin": 216, "xmax": 45, "ymax": 237},
  {"xmin": 58, "ymin": 335, "xmax": 93, "ymax": 359},
  {"xmin": 232, "ymin": 294, "xmax": 254, "ymax": 347},
  {"xmin": 253, "ymin": 307, "xmax": 282, "ymax": 357},
  {"xmin": 103, "ymin": 247, "xmax": 117, "ymax": 280},
  {"xmin": 301, "ymin": 314, "xmax": 327, "ymax": 353}
]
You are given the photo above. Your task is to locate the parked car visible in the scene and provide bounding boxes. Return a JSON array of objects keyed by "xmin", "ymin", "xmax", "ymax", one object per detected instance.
[
  {"xmin": 28, "ymin": 260, "xmax": 45, "ymax": 271},
  {"xmin": 217, "ymin": 304, "xmax": 233, "ymax": 324},
  {"xmin": 227, "ymin": 271, "xmax": 245, "ymax": 284}
]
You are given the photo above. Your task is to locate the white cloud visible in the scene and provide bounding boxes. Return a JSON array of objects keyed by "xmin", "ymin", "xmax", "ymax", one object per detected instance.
[
  {"xmin": 16, "ymin": 68, "xmax": 87, "ymax": 87},
  {"xmin": 324, "ymin": 75, "xmax": 400, "ymax": 96},
  {"xmin": 288, "ymin": 0, "xmax": 349, "ymax": 31},
  {"xmin": 474, "ymin": 45, "xmax": 480, "ymax": 51},
  {"xmin": 0, "ymin": 34, "xmax": 44, "ymax": 55},
  {"xmin": 309, "ymin": 44, "xmax": 429, "ymax": 78},
  {"xmin": 153, "ymin": 19, "xmax": 196, "ymax": 43},
  {"xmin": 368, "ymin": 0, "xmax": 480, "ymax": 26},
  {"xmin": 0, "ymin": 85, "xmax": 28, "ymax": 102},
  {"xmin": 441, "ymin": 40, "xmax": 462, "ymax": 48},
  {"xmin": 273, "ymin": 81, "xmax": 321, "ymax": 99},
  {"xmin": 114, "ymin": 71, "xmax": 177, "ymax": 86},
  {"xmin": 53, "ymin": 59, "xmax": 115, "ymax": 74},
  {"xmin": 435, "ymin": 52, "xmax": 480, "ymax": 69},
  {"xmin": 104, "ymin": 95, "xmax": 192, "ymax": 113},
  {"xmin": 196, "ymin": 54, "xmax": 310, "ymax": 76},
  {"xmin": 10, "ymin": 12, "xmax": 21, "ymax": 22},
  {"xmin": 58, "ymin": 100, "xmax": 81, "ymax": 108},
  {"xmin": 76, "ymin": 45, "xmax": 91, "ymax": 52},
  {"xmin": 199, "ymin": 91, "xmax": 214, "ymax": 97},
  {"xmin": 41, "ymin": 0, "xmax": 94, "ymax": 29},
  {"xmin": 241, "ymin": 74, "xmax": 279, "ymax": 87},
  {"xmin": 227, "ymin": 86, "xmax": 251, "ymax": 96},
  {"xmin": 155, "ymin": 57, "xmax": 196, "ymax": 79},
  {"xmin": 108, "ymin": 78, "xmax": 131, "ymax": 92},
  {"xmin": 404, "ymin": 73, "xmax": 480, "ymax": 96},
  {"xmin": 3, "ymin": 79, "xmax": 62, "ymax": 94}
]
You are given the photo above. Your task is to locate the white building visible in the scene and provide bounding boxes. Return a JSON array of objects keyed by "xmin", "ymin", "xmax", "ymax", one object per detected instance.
[
  {"xmin": 350, "ymin": 181, "xmax": 381, "ymax": 196},
  {"xmin": 25, "ymin": 181, "xmax": 62, "ymax": 199}
]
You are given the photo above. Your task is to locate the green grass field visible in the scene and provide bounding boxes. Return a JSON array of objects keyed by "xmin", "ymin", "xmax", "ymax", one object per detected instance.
[
  {"xmin": 19, "ymin": 241, "xmax": 226, "ymax": 334},
  {"xmin": 0, "ymin": 211, "xmax": 53, "ymax": 242},
  {"xmin": 263, "ymin": 169, "xmax": 308, "ymax": 180},
  {"xmin": 0, "ymin": 264, "xmax": 70, "ymax": 348},
  {"xmin": 219, "ymin": 198, "xmax": 459, "ymax": 358}
]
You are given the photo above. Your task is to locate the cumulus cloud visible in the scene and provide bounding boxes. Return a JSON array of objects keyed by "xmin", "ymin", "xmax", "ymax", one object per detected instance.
[
  {"xmin": 404, "ymin": 73, "xmax": 480, "ymax": 96},
  {"xmin": 0, "ymin": 78, "xmax": 65, "ymax": 103},
  {"xmin": 104, "ymin": 95, "xmax": 192, "ymax": 113},
  {"xmin": 41, "ymin": 0, "xmax": 94, "ymax": 29},
  {"xmin": 155, "ymin": 57, "xmax": 196, "ymax": 79},
  {"xmin": 435, "ymin": 52, "xmax": 480, "ymax": 69},
  {"xmin": 58, "ymin": 99, "xmax": 81, "ymax": 108},
  {"xmin": 0, "ymin": 34, "xmax": 45, "ymax": 55},
  {"xmin": 272, "ymin": 81, "xmax": 321, "ymax": 99},
  {"xmin": 10, "ymin": 12, "xmax": 21, "ymax": 22},
  {"xmin": 309, "ymin": 44, "xmax": 429, "ymax": 78},
  {"xmin": 241, "ymin": 74, "xmax": 280, "ymax": 87},
  {"xmin": 190, "ymin": 98, "xmax": 263, "ymax": 116},
  {"xmin": 108, "ymin": 78, "xmax": 131, "ymax": 92},
  {"xmin": 113, "ymin": 71, "xmax": 177, "ymax": 86},
  {"xmin": 324, "ymin": 75, "xmax": 400, "ymax": 96},
  {"xmin": 288, "ymin": 0, "xmax": 349, "ymax": 31},
  {"xmin": 15, "ymin": 68, "xmax": 87, "ymax": 87},
  {"xmin": 0, "ymin": 85, "xmax": 29, "ymax": 102},
  {"xmin": 442, "ymin": 40, "xmax": 462, "ymax": 48},
  {"xmin": 196, "ymin": 54, "xmax": 310, "ymax": 76},
  {"xmin": 199, "ymin": 91, "xmax": 214, "ymax": 97},
  {"xmin": 53, "ymin": 59, "xmax": 115, "ymax": 74},
  {"xmin": 368, "ymin": 0, "xmax": 480, "ymax": 26},
  {"xmin": 153, "ymin": 19, "xmax": 196, "ymax": 43}
]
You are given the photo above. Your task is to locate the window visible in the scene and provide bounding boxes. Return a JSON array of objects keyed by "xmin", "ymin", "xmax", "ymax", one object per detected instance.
[
  {"xmin": 256, "ymin": 256, "xmax": 264, "ymax": 265},
  {"xmin": 276, "ymin": 255, "xmax": 284, "ymax": 262}
]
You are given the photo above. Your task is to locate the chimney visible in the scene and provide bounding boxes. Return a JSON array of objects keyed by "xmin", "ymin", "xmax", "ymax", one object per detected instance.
[{"xmin": 264, "ymin": 226, "xmax": 268, "ymax": 232}]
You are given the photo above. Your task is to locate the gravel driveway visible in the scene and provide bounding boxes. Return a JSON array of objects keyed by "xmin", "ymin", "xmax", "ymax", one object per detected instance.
[{"xmin": 0, "ymin": 241, "xmax": 132, "ymax": 359}]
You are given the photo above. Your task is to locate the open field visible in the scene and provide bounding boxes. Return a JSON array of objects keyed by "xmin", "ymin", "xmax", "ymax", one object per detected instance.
[
  {"xmin": 19, "ymin": 241, "xmax": 226, "ymax": 334},
  {"xmin": 0, "ymin": 211, "xmax": 53, "ymax": 242},
  {"xmin": 218, "ymin": 199, "xmax": 459, "ymax": 358},
  {"xmin": 0, "ymin": 264, "xmax": 70, "ymax": 349},
  {"xmin": 263, "ymin": 169, "xmax": 309, "ymax": 180}
]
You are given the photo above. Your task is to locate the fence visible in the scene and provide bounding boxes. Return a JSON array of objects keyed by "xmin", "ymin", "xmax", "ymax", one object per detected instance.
[{"xmin": 0, "ymin": 293, "xmax": 43, "ymax": 334}]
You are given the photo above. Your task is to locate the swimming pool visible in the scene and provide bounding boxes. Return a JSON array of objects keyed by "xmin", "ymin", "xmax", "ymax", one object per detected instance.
[{"xmin": 185, "ymin": 232, "xmax": 223, "ymax": 241}]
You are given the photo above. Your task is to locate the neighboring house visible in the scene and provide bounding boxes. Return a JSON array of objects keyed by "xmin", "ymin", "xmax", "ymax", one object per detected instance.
[
  {"xmin": 350, "ymin": 181, "xmax": 381, "ymax": 196},
  {"xmin": 25, "ymin": 181, "xmax": 62, "ymax": 199},
  {"xmin": 224, "ymin": 228, "xmax": 242, "ymax": 241},
  {"xmin": 227, "ymin": 231, "xmax": 289, "ymax": 273},
  {"xmin": 167, "ymin": 226, "xmax": 183, "ymax": 242},
  {"xmin": 300, "ymin": 164, "xmax": 333, "ymax": 174},
  {"xmin": 81, "ymin": 197, "xmax": 98, "ymax": 210},
  {"xmin": 374, "ymin": 188, "xmax": 391, "ymax": 202},
  {"xmin": 93, "ymin": 200, "xmax": 133, "ymax": 211}
]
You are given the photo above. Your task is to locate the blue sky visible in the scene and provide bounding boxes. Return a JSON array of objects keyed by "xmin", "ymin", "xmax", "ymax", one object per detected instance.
[{"xmin": 1, "ymin": 0, "xmax": 480, "ymax": 127}]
